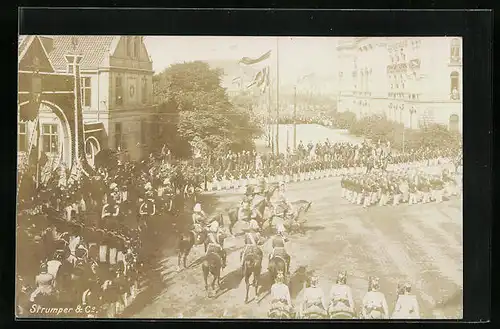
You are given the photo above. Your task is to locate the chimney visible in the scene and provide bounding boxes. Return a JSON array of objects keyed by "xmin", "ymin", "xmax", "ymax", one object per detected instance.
[{"xmin": 39, "ymin": 36, "xmax": 54, "ymax": 54}]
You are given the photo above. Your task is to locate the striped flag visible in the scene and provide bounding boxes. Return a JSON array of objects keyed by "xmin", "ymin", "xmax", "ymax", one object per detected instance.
[
  {"xmin": 247, "ymin": 66, "xmax": 270, "ymax": 89},
  {"xmin": 238, "ymin": 50, "xmax": 272, "ymax": 65}
]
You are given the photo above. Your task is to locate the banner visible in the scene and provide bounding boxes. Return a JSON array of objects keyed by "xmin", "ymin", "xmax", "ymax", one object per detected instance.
[{"xmin": 239, "ymin": 50, "xmax": 272, "ymax": 65}]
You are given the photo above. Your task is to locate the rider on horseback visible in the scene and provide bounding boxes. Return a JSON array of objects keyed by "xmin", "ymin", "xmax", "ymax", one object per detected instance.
[
  {"xmin": 240, "ymin": 219, "xmax": 263, "ymax": 268},
  {"xmin": 300, "ymin": 272, "xmax": 327, "ymax": 318},
  {"xmin": 238, "ymin": 186, "xmax": 254, "ymax": 221},
  {"xmin": 328, "ymin": 271, "xmax": 355, "ymax": 315},
  {"xmin": 206, "ymin": 221, "xmax": 227, "ymax": 269},
  {"xmin": 269, "ymin": 271, "xmax": 293, "ymax": 316},
  {"xmin": 361, "ymin": 276, "xmax": 389, "ymax": 319},
  {"xmin": 192, "ymin": 203, "xmax": 207, "ymax": 236},
  {"xmin": 269, "ymin": 234, "xmax": 291, "ymax": 274},
  {"xmin": 277, "ymin": 182, "xmax": 296, "ymax": 220},
  {"xmin": 391, "ymin": 282, "xmax": 420, "ymax": 319}
]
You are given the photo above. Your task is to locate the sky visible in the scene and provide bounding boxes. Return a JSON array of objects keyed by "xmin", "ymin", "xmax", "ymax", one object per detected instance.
[{"xmin": 144, "ymin": 36, "xmax": 341, "ymax": 86}]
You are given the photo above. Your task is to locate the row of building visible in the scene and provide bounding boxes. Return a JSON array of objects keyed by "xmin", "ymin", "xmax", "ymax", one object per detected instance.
[
  {"xmin": 18, "ymin": 35, "xmax": 156, "ymax": 171},
  {"xmin": 336, "ymin": 37, "xmax": 462, "ymax": 133}
]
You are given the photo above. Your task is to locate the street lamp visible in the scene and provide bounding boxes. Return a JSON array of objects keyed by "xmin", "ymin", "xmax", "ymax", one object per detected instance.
[{"xmin": 409, "ymin": 106, "xmax": 417, "ymax": 130}]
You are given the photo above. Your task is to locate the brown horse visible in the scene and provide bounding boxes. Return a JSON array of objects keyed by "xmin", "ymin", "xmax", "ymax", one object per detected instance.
[
  {"xmin": 201, "ymin": 245, "xmax": 223, "ymax": 298},
  {"xmin": 177, "ymin": 229, "xmax": 207, "ymax": 270},
  {"xmin": 241, "ymin": 245, "xmax": 263, "ymax": 303},
  {"xmin": 268, "ymin": 255, "xmax": 288, "ymax": 284}
]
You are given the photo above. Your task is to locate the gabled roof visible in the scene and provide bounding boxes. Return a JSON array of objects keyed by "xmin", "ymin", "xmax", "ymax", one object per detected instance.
[
  {"xmin": 48, "ymin": 36, "xmax": 118, "ymax": 71},
  {"xmin": 18, "ymin": 35, "xmax": 30, "ymax": 56},
  {"xmin": 18, "ymin": 36, "xmax": 55, "ymax": 72}
]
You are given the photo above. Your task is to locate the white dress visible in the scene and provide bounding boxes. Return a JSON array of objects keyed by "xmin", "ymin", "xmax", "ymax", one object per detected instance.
[{"xmin": 362, "ymin": 291, "xmax": 388, "ymax": 319}]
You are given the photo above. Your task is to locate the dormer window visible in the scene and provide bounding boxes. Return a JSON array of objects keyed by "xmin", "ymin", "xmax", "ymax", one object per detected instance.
[{"xmin": 67, "ymin": 64, "xmax": 73, "ymax": 74}]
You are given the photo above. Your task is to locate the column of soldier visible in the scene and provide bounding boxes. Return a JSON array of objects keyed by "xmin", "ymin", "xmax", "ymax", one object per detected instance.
[
  {"xmin": 340, "ymin": 152, "xmax": 462, "ymax": 208},
  {"xmin": 203, "ymin": 142, "xmax": 461, "ymax": 194}
]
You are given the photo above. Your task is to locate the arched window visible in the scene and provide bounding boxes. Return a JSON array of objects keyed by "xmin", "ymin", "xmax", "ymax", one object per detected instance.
[
  {"xmin": 450, "ymin": 38, "xmax": 461, "ymax": 63},
  {"xmin": 450, "ymin": 71, "xmax": 460, "ymax": 100}
]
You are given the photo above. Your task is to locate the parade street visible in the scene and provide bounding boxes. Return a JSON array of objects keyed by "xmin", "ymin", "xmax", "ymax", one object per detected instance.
[{"xmin": 125, "ymin": 176, "xmax": 463, "ymax": 319}]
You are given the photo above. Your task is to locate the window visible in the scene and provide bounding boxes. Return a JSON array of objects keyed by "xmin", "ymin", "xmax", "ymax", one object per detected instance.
[
  {"xmin": 81, "ymin": 77, "xmax": 91, "ymax": 107},
  {"xmin": 67, "ymin": 64, "xmax": 74, "ymax": 74},
  {"xmin": 450, "ymin": 38, "xmax": 461, "ymax": 63},
  {"xmin": 42, "ymin": 124, "xmax": 58, "ymax": 153},
  {"xmin": 114, "ymin": 122, "xmax": 124, "ymax": 150},
  {"xmin": 450, "ymin": 71, "xmax": 460, "ymax": 100},
  {"xmin": 115, "ymin": 76, "xmax": 123, "ymax": 106},
  {"xmin": 18, "ymin": 122, "xmax": 27, "ymax": 152},
  {"xmin": 141, "ymin": 120, "xmax": 146, "ymax": 144},
  {"xmin": 141, "ymin": 77, "xmax": 147, "ymax": 104}
]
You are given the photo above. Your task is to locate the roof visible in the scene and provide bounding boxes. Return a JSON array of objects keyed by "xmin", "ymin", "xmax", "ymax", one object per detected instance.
[
  {"xmin": 18, "ymin": 35, "xmax": 32, "ymax": 56},
  {"xmin": 48, "ymin": 36, "xmax": 118, "ymax": 71}
]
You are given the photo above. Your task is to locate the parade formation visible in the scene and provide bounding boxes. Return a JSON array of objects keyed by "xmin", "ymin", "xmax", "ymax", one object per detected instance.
[
  {"xmin": 16, "ymin": 137, "xmax": 462, "ymax": 319},
  {"xmin": 17, "ymin": 35, "xmax": 463, "ymax": 320}
]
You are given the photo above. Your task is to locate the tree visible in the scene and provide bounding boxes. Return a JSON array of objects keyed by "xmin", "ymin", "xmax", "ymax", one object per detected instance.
[{"xmin": 153, "ymin": 61, "xmax": 263, "ymax": 158}]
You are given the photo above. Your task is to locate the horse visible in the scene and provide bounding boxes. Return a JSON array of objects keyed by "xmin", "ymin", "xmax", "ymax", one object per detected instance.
[
  {"xmin": 285, "ymin": 200, "xmax": 312, "ymax": 234},
  {"xmin": 268, "ymin": 254, "xmax": 288, "ymax": 284},
  {"xmin": 176, "ymin": 227, "xmax": 208, "ymax": 270},
  {"xmin": 202, "ymin": 244, "xmax": 223, "ymax": 298},
  {"xmin": 241, "ymin": 245, "xmax": 263, "ymax": 303},
  {"xmin": 227, "ymin": 184, "xmax": 279, "ymax": 235}
]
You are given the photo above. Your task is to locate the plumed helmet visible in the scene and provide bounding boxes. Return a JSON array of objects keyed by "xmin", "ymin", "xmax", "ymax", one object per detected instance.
[
  {"xmin": 193, "ymin": 203, "xmax": 202, "ymax": 212},
  {"xmin": 337, "ymin": 271, "xmax": 347, "ymax": 284},
  {"xmin": 275, "ymin": 271, "xmax": 285, "ymax": 283},
  {"xmin": 309, "ymin": 272, "xmax": 319, "ymax": 285}
]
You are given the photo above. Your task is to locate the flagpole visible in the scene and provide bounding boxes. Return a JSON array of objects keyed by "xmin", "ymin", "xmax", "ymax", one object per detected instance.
[{"xmin": 275, "ymin": 37, "xmax": 280, "ymax": 155}]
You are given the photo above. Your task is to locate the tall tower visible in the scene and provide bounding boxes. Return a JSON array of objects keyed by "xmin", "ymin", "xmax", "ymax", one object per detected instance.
[{"xmin": 65, "ymin": 37, "xmax": 94, "ymax": 181}]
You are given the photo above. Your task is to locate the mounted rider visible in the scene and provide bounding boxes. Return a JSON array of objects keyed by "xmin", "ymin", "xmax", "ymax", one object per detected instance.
[
  {"xmin": 240, "ymin": 219, "xmax": 264, "ymax": 268},
  {"xmin": 391, "ymin": 282, "xmax": 420, "ymax": 319},
  {"xmin": 269, "ymin": 271, "xmax": 293, "ymax": 317},
  {"xmin": 300, "ymin": 272, "xmax": 327, "ymax": 318},
  {"xmin": 272, "ymin": 182, "xmax": 294, "ymax": 240},
  {"xmin": 205, "ymin": 220, "xmax": 227, "ymax": 269},
  {"xmin": 269, "ymin": 234, "xmax": 291, "ymax": 274},
  {"xmin": 361, "ymin": 276, "xmax": 389, "ymax": 319},
  {"xmin": 238, "ymin": 185, "xmax": 254, "ymax": 221},
  {"xmin": 328, "ymin": 271, "xmax": 355, "ymax": 315},
  {"xmin": 192, "ymin": 203, "xmax": 208, "ymax": 238}
]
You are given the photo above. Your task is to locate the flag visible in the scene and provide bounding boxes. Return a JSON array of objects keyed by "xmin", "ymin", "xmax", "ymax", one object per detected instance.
[
  {"xmin": 247, "ymin": 67, "xmax": 269, "ymax": 89},
  {"xmin": 238, "ymin": 50, "xmax": 272, "ymax": 65}
]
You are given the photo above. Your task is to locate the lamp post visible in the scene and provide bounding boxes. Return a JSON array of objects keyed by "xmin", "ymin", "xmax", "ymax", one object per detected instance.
[{"xmin": 409, "ymin": 106, "xmax": 416, "ymax": 130}]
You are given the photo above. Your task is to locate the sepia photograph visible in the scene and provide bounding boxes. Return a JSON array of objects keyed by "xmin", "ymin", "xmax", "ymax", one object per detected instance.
[{"xmin": 16, "ymin": 35, "xmax": 463, "ymax": 319}]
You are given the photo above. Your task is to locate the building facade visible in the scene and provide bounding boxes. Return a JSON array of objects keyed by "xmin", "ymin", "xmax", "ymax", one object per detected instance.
[
  {"xmin": 336, "ymin": 37, "xmax": 462, "ymax": 133},
  {"xmin": 18, "ymin": 35, "xmax": 156, "ymax": 171}
]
